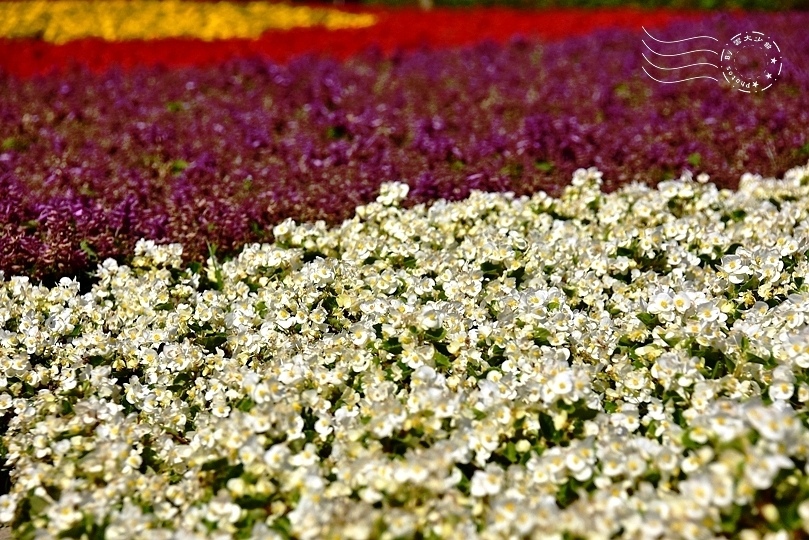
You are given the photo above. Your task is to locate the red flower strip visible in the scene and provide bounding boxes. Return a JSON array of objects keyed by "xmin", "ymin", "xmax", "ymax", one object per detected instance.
[{"xmin": 0, "ymin": 7, "xmax": 702, "ymax": 78}]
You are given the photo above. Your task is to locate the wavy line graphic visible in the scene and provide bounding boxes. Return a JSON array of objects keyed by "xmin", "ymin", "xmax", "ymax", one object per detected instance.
[
  {"xmin": 642, "ymin": 53, "xmax": 718, "ymax": 70},
  {"xmin": 642, "ymin": 26, "xmax": 719, "ymax": 44},
  {"xmin": 642, "ymin": 40, "xmax": 718, "ymax": 57},
  {"xmin": 642, "ymin": 66, "xmax": 719, "ymax": 83},
  {"xmin": 640, "ymin": 26, "xmax": 721, "ymax": 85}
]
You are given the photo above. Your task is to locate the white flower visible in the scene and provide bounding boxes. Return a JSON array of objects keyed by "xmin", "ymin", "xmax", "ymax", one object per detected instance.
[
  {"xmin": 625, "ymin": 453, "xmax": 647, "ymax": 478},
  {"xmin": 386, "ymin": 509, "xmax": 417, "ymax": 538},
  {"xmin": 565, "ymin": 450, "xmax": 588, "ymax": 473},
  {"xmin": 314, "ymin": 417, "xmax": 333, "ymax": 437},
  {"xmin": 745, "ymin": 453, "xmax": 794, "ymax": 490},
  {"xmin": 470, "ymin": 466, "xmax": 503, "ymax": 497},
  {"xmin": 769, "ymin": 380, "xmax": 794, "ymax": 401},
  {"xmin": 419, "ymin": 308, "xmax": 443, "ymax": 330},
  {"xmin": 679, "ymin": 475, "xmax": 713, "ymax": 507},
  {"xmin": 720, "ymin": 254, "xmax": 752, "ymax": 284},
  {"xmin": 289, "ymin": 443, "xmax": 320, "ymax": 467},
  {"xmin": 710, "ymin": 470, "xmax": 735, "ymax": 508},
  {"xmin": 264, "ymin": 444, "xmax": 290, "ymax": 470},
  {"xmin": 647, "ymin": 292, "xmax": 673, "ymax": 315},
  {"xmin": 46, "ymin": 501, "xmax": 83, "ymax": 532},
  {"xmin": 350, "ymin": 322, "xmax": 373, "ymax": 347},
  {"xmin": 709, "ymin": 414, "xmax": 746, "ymax": 442},
  {"xmin": 601, "ymin": 453, "xmax": 625, "ymax": 477},
  {"xmin": 0, "ymin": 495, "xmax": 16, "ymax": 524},
  {"xmin": 671, "ymin": 292, "xmax": 692, "ymax": 313},
  {"xmin": 798, "ymin": 499, "xmax": 809, "ymax": 534},
  {"xmin": 549, "ymin": 371, "xmax": 574, "ymax": 397},
  {"xmin": 695, "ymin": 301, "xmax": 725, "ymax": 323},
  {"xmin": 276, "ymin": 307, "xmax": 297, "ymax": 330},
  {"xmin": 376, "ymin": 181, "xmax": 410, "ymax": 206},
  {"xmin": 208, "ymin": 498, "xmax": 242, "ymax": 524},
  {"xmin": 745, "ymin": 401, "xmax": 797, "ymax": 442}
]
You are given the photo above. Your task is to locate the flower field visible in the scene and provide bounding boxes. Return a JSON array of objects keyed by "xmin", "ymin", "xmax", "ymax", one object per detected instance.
[{"xmin": 1, "ymin": 2, "xmax": 809, "ymax": 539}]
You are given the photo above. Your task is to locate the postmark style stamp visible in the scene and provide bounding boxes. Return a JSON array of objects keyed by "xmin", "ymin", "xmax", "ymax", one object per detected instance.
[
  {"xmin": 720, "ymin": 32, "xmax": 782, "ymax": 93},
  {"xmin": 642, "ymin": 27, "xmax": 785, "ymax": 93}
]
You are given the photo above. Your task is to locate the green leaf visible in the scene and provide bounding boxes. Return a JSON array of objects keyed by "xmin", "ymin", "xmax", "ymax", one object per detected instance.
[
  {"xmin": 269, "ymin": 516, "xmax": 293, "ymax": 539},
  {"xmin": 28, "ymin": 494, "xmax": 49, "ymax": 515},
  {"xmin": 61, "ymin": 399, "xmax": 75, "ymax": 415},
  {"xmin": 503, "ymin": 441, "xmax": 518, "ymax": 464},
  {"xmin": 165, "ymin": 101, "xmax": 185, "ymax": 113},
  {"xmin": 433, "ymin": 350, "xmax": 451, "ymax": 369},
  {"xmin": 424, "ymin": 327, "xmax": 446, "ymax": 343},
  {"xmin": 197, "ymin": 332, "xmax": 228, "ymax": 353},
  {"xmin": 236, "ymin": 397, "xmax": 255, "ymax": 412},
  {"xmin": 1, "ymin": 137, "xmax": 27, "ymax": 151},
  {"xmin": 481, "ymin": 261, "xmax": 505, "ymax": 279},
  {"xmin": 726, "ymin": 209, "xmax": 747, "ymax": 222},
  {"xmin": 534, "ymin": 161, "xmax": 555, "ymax": 172},
  {"xmin": 682, "ymin": 429, "xmax": 703, "ymax": 450},
  {"xmin": 79, "ymin": 240, "xmax": 97, "ymax": 262},
  {"xmin": 539, "ymin": 413, "xmax": 555, "ymax": 441},
  {"xmin": 326, "ymin": 125, "xmax": 348, "ymax": 140},
  {"xmin": 636, "ymin": 312, "xmax": 658, "ymax": 328},
  {"xmin": 562, "ymin": 286, "xmax": 576, "ymax": 299},
  {"xmin": 724, "ymin": 355, "xmax": 736, "ymax": 375},
  {"xmin": 508, "ymin": 266, "xmax": 527, "ymax": 286},
  {"xmin": 556, "ymin": 481, "xmax": 578, "ymax": 508},
  {"xmin": 140, "ymin": 446, "xmax": 160, "ymax": 473},
  {"xmin": 381, "ymin": 337, "xmax": 403, "ymax": 355},
  {"xmin": 235, "ymin": 494, "xmax": 273, "ymax": 510},
  {"xmin": 739, "ymin": 275, "xmax": 760, "ymax": 293},
  {"xmin": 745, "ymin": 351, "xmax": 777, "ymax": 369},
  {"xmin": 170, "ymin": 159, "xmax": 189, "ymax": 175},
  {"xmin": 212, "ymin": 464, "xmax": 245, "ymax": 493},
  {"xmin": 66, "ymin": 324, "xmax": 83, "ymax": 338},
  {"xmin": 569, "ymin": 405, "xmax": 599, "ymax": 421},
  {"xmin": 171, "ymin": 372, "xmax": 192, "ymax": 387},
  {"xmin": 532, "ymin": 327, "xmax": 552, "ymax": 346},
  {"xmin": 201, "ymin": 457, "xmax": 229, "ymax": 471},
  {"xmin": 87, "ymin": 355, "xmax": 106, "ymax": 367},
  {"xmin": 720, "ymin": 503, "xmax": 743, "ymax": 533}
]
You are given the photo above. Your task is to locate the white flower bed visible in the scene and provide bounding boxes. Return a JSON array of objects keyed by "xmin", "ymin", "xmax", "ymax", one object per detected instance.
[{"xmin": 2, "ymin": 165, "xmax": 809, "ymax": 539}]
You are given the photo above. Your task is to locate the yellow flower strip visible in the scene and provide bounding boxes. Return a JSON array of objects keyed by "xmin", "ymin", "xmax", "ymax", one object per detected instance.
[{"xmin": 0, "ymin": 1, "xmax": 377, "ymax": 44}]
